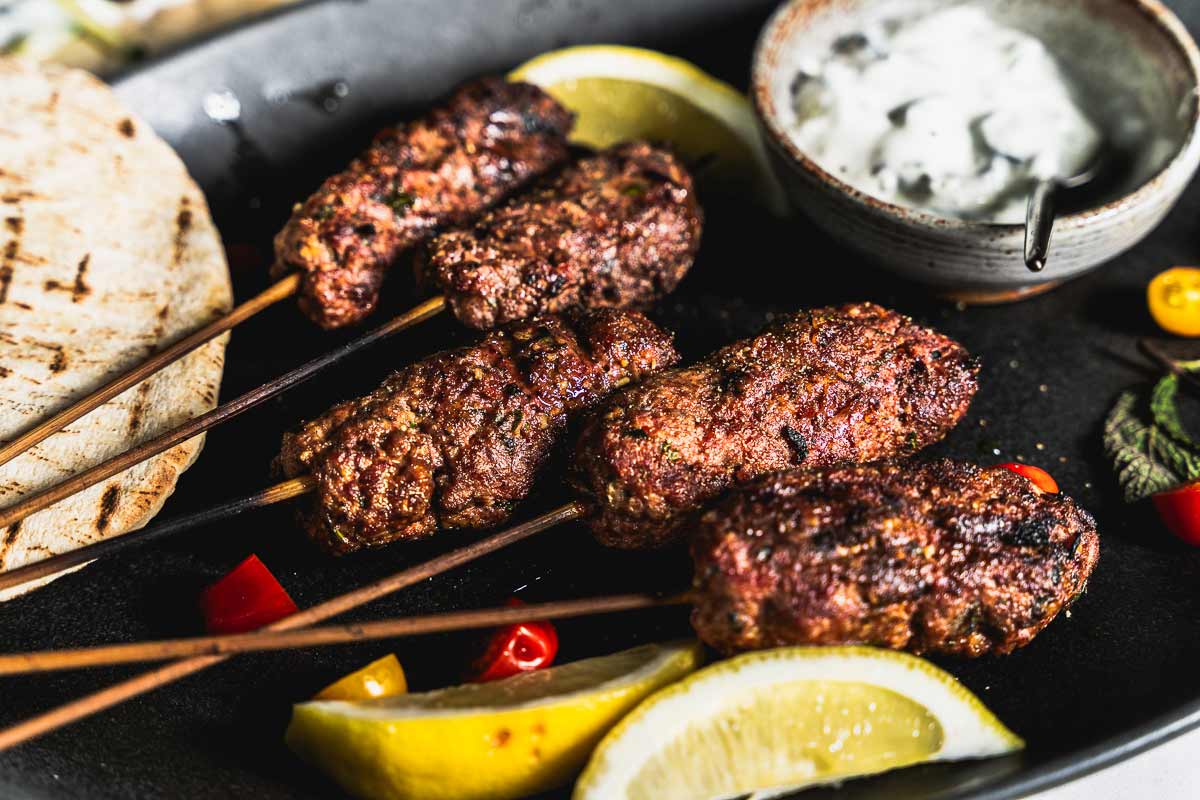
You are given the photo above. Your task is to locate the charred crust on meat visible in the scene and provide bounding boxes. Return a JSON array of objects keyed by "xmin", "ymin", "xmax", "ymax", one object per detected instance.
[
  {"xmin": 277, "ymin": 310, "xmax": 677, "ymax": 554},
  {"xmin": 689, "ymin": 459, "xmax": 1099, "ymax": 657},
  {"xmin": 998, "ymin": 514, "xmax": 1054, "ymax": 548},
  {"xmin": 275, "ymin": 78, "xmax": 573, "ymax": 330},
  {"xmin": 571, "ymin": 303, "xmax": 980, "ymax": 549},
  {"xmin": 781, "ymin": 426, "xmax": 808, "ymax": 464},
  {"xmin": 419, "ymin": 141, "xmax": 702, "ymax": 330}
]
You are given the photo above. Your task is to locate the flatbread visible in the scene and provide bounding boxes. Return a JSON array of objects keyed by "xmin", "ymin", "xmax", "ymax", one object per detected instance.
[{"xmin": 0, "ymin": 58, "xmax": 232, "ymax": 600}]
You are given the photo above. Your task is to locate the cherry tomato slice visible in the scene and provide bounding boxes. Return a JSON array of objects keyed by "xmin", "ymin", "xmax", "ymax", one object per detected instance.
[
  {"xmin": 471, "ymin": 598, "xmax": 559, "ymax": 683},
  {"xmin": 1148, "ymin": 267, "xmax": 1200, "ymax": 338},
  {"xmin": 994, "ymin": 462, "xmax": 1059, "ymax": 494},
  {"xmin": 200, "ymin": 554, "xmax": 298, "ymax": 635},
  {"xmin": 1152, "ymin": 482, "xmax": 1200, "ymax": 546}
]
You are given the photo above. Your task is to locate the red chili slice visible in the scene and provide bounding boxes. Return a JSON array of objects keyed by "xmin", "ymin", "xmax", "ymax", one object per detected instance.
[
  {"xmin": 994, "ymin": 462, "xmax": 1059, "ymax": 494},
  {"xmin": 200, "ymin": 554, "xmax": 298, "ymax": 635}
]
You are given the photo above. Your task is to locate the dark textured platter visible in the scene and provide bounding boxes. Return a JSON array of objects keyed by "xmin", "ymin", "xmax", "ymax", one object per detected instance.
[{"xmin": 3, "ymin": 0, "xmax": 1200, "ymax": 797}]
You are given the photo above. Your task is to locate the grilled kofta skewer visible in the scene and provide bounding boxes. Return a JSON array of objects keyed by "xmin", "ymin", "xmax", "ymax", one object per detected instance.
[
  {"xmin": 417, "ymin": 142, "xmax": 703, "ymax": 330},
  {"xmin": 274, "ymin": 78, "xmax": 574, "ymax": 330},
  {"xmin": 286, "ymin": 302, "xmax": 973, "ymax": 555},
  {"xmin": 278, "ymin": 309, "xmax": 678, "ymax": 553},
  {"xmin": 0, "ymin": 139, "xmax": 704, "ymax": 540},
  {"xmin": 0, "ymin": 78, "xmax": 575, "ymax": 475},
  {"xmin": 691, "ymin": 459, "xmax": 1099, "ymax": 657},
  {"xmin": 570, "ymin": 302, "xmax": 979, "ymax": 549}
]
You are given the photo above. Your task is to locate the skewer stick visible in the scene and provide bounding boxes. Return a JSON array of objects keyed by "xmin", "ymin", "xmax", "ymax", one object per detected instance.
[
  {"xmin": 0, "ymin": 274, "xmax": 302, "ymax": 470},
  {"xmin": 0, "ymin": 500, "xmax": 586, "ymax": 751},
  {"xmin": 0, "ymin": 477, "xmax": 315, "ymax": 592},
  {"xmin": 1139, "ymin": 338, "xmax": 1200, "ymax": 395},
  {"xmin": 0, "ymin": 295, "xmax": 446, "ymax": 531},
  {"xmin": 0, "ymin": 592, "xmax": 686, "ymax": 675}
]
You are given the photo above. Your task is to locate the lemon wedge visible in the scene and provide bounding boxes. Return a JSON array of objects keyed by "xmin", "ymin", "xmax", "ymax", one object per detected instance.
[
  {"xmin": 285, "ymin": 640, "xmax": 702, "ymax": 800},
  {"xmin": 510, "ymin": 45, "xmax": 787, "ymax": 214},
  {"xmin": 574, "ymin": 646, "xmax": 1023, "ymax": 800}
]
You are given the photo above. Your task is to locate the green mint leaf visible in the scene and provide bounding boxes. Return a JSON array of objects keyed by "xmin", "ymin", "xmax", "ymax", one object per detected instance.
[
  {"xmin": 1151, "ymin": 374, "xmax": 1199, "ymax": 446},
  {"xmin": 1150, "ymin": 428, "xmax": 1200, "ymax": 482},
  {"xmin": 1103, "ymin": 390, "xmax": 1182, "ymax": 502},
  {"xmin": 1148, "ymin": 374, "xmax": 1200, "ymax": 478}
]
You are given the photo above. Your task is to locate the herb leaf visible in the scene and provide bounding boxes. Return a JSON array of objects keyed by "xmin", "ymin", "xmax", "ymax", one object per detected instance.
[
  {"xmin": 1151, "ymin": 375, "xmax": 1192, "ymax": 444},
  {"xmin": 386, "ymin": 191, "xmax": 414, "ymax": 217},
  {"xmin": 1106, "ymin": 356, "xmax": 1200, "ymax": 503},
  {"xmin": 1103, "ymin": 391, "xmax": 1183, "ymax": 502},
  {"xmin": 1149, "ymin": 374, "xmax": 1200, "ymax": 479}
]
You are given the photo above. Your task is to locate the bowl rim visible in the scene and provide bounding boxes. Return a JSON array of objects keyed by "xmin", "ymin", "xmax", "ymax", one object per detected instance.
[{"xmin": 750, "ymin": 0, "xmax": 1200, "ymax": 233}]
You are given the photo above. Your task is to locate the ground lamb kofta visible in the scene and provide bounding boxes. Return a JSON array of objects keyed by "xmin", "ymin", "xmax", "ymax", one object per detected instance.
[
  {"xmin": 417, "ymin": 141, "xmax": 703, "ymax": 330},
  {"xmin": 690, "ymin": 459, "xmax": 1100, "ymax": 657},
  {"xmin": 273, "ymin": 78, "xmax": 574, "ymax": 329},
  {"xmin": 277, "ymin": 309, "xmax": 678, "ymax": 553},
  {"xmin": 570, "ymin": 302, "xmax": 980, "ymax": 549}
]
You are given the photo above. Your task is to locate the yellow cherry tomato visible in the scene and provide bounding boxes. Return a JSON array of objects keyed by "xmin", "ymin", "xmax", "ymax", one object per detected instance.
[
  {"xmin": 1148, "ymin": 267, "xmax": 1200, "ymax": 337},
  {"xmin": 314, "ymin": 654, "xmax": 407, "ymax": 701}
]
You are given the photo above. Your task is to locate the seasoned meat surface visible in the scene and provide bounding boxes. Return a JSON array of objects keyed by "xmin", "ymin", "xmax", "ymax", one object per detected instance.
[
  {"xmin": 278, "ymin": 310, "xmax": 678, "ymax": 553},
  {"xmin": 569, "ymin": 303, "xmax": 979, "ymax": 549},
  {"xmin": 691, "ymin": 459, "xmax": 1099, "ymax": 657},
  {"xmin": 417, "ymin": 142, "xmax": 702, "ymax": 330},
  {"xmin": 274, "ymin": 78, "xmax": 573, "ymax": 330}
]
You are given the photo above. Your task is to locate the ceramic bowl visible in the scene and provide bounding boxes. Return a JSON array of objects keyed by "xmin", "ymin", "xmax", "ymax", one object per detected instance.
[{"xmin": 752, "ymin": 0, "xmax": 1200, "ymax": 302}]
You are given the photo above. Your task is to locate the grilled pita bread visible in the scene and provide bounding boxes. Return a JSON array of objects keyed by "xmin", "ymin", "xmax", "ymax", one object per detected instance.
[{"xmin": 0, "ymin": 58, "xmax": 232, "ymax": 600}]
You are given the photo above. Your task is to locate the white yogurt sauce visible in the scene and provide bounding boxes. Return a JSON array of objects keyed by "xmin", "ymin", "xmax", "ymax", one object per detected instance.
[{"xmin": 785, "ymin": 5, "xmax": 1103, "ymax": 223}]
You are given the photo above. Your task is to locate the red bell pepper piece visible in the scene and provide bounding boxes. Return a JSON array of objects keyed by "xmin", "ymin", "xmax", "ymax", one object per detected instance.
[
  {"xmin": 470, "ymin": 598, "xmax": 559, "ymax": 682},
  {"xmin": 1153, "ymin": 482, "xmax": 1200, "ymax": 546},
  {"xmin": 200, "ymin": 554, "xmax": 298, "ymax": 635},
  {"xmin": 994, "ymin": 462, "xmax": 1059, "ymax": 494}
]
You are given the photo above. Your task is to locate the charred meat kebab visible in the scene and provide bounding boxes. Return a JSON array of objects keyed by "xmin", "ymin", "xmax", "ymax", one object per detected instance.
[
  {"xmin": 570, "ymin": 302, "xmax": 979, "ymax": 549},
  {"xmin": 416, "ymin": 141, "xmax": 703, "ymax": 330},
  {"xmin": 278, "ymin": 309, "xmax": 678, "ymax": 553},
  {"xmin": 690, "ymin": 459, "xmax": 1099, "ymax": 657},
  {"xmin": 274, "ymin": 78, "xmax": 574, "ymax": 330}
]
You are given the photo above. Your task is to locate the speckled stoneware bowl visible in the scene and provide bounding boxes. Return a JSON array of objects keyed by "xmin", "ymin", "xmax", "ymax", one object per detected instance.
[{"xmin": 752, "ymin": 0, "xmax": 1200, "ymax": 303}]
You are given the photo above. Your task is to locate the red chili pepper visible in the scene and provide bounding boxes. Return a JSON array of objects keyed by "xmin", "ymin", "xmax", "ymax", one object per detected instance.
[
  {"xmin": 994, "ymin": 462, "xmax": 1059, "ymax": 494},
  {"xmin": 470, "ymin": 598, "xmax": 558, "ymax": 682},
  {"xmin": 1152, "ymin": 482, "xmax": 1200, "ymax": 546},
  {"xmin": 200, "ymin": 554, "xmax": 298, "ymax": 635}
]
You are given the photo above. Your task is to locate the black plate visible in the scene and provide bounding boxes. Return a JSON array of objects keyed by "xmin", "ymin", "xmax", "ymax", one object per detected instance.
[{"xmin": 3, "ymin": 1, "xmax": 1200, "ymax": 797}]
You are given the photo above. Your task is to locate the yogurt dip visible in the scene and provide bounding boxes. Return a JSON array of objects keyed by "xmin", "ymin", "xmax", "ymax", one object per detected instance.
[{"xmin": 783, "ymin": 5, "xmax": 1104, "ymax": 223}]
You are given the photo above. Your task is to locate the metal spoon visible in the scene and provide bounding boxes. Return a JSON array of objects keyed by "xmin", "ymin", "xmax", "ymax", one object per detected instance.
[{"xmin": 1023, "ymin": 149, "xmax": 1108, "ymax": 272}]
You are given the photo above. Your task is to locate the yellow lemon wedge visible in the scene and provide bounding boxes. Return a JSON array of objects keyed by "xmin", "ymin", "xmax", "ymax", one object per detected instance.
[
  {"xmin": 285, "ymin": 640, "xmax": 703, "ymax": 800},
  {"xmin": 574, "ymin": 646, "xmax": 1023, "ymax": 800},
  {"xmin": 313, "ymin": 654, "xmax": 408, "ymax": 702},
  {"xmin": 510, "ymin": 45, "xmax": 787, "ymax": 214}
]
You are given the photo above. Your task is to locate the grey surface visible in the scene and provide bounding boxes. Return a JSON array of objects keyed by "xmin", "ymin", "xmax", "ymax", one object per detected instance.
[{"xmin": 114, "ymin": 0, "xmax": 777, "ymax": 207}]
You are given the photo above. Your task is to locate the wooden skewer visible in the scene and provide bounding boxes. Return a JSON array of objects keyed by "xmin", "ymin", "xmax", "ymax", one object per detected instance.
[
  {"xmin": 0, "ymin": 477, "xmax": 315, "ymax": 592},
  {"xmin": 1139, "ymin": 338, "xmax": 1200, "ymax": 395},
  {"xmin": 0, "ymin": 274, "xmax": 302, "ymax": 470},
  {"xmin": 0, "ymin": 295, "xmax": 446, "ymax": 531},
  {"xmin": 0, "ymin": 592, "xmax": 687, "ymax": 675},
  {"xmin": 0, "ymin": 500, "xmax": 586, "ymax": 751}
]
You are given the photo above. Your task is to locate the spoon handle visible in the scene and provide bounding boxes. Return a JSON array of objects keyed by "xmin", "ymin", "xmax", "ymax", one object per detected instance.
[{"xmin": 1024, "ymin": 179, "xmax": 1057, "ymax": 272}]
